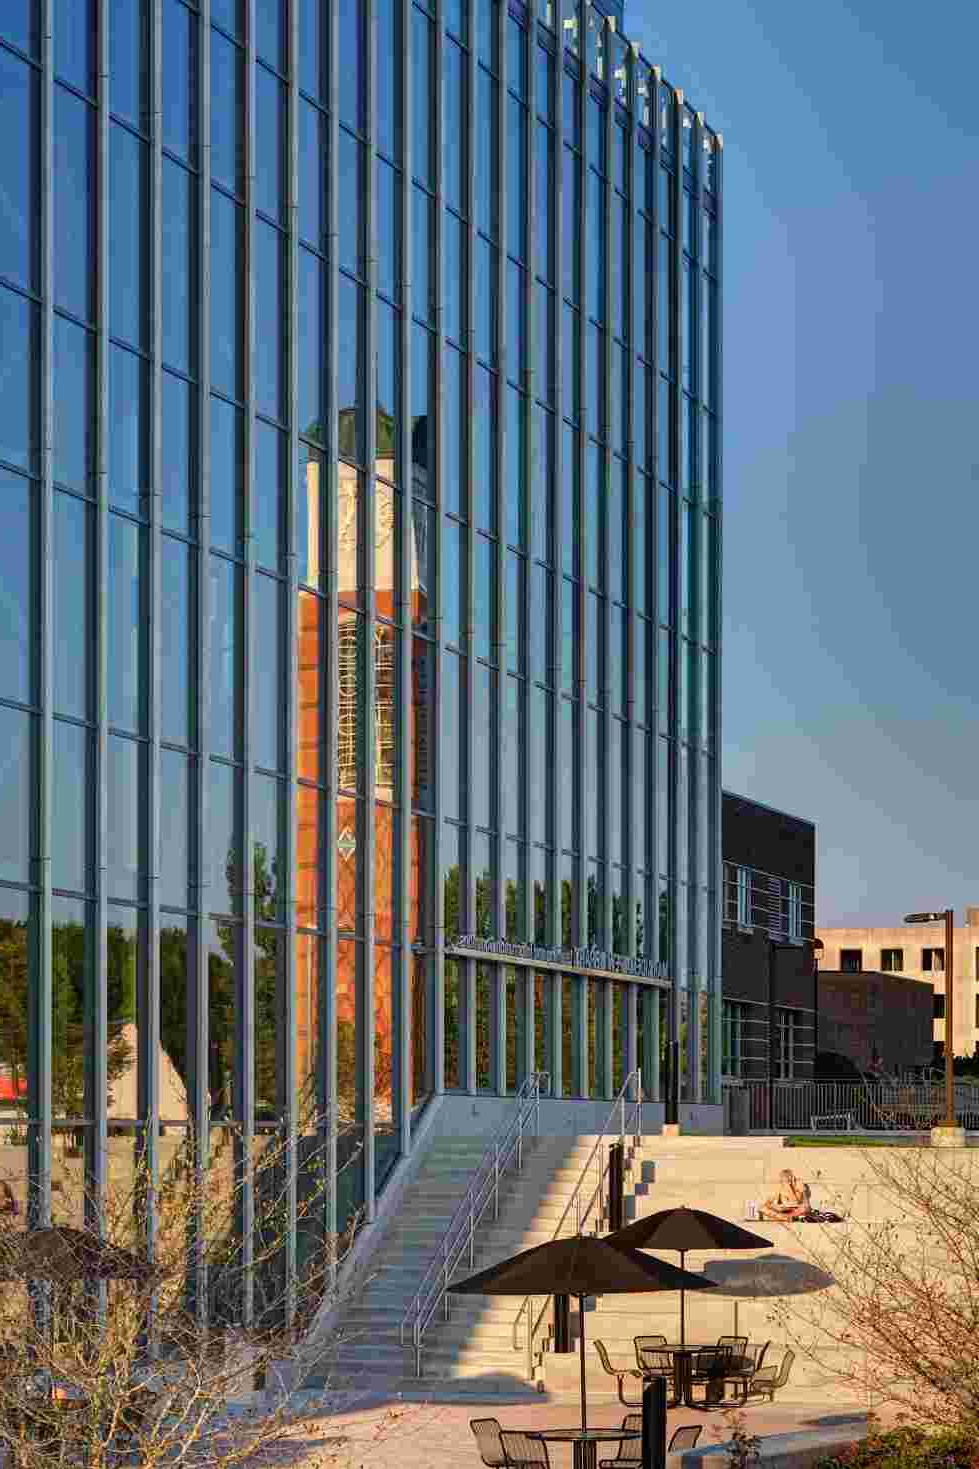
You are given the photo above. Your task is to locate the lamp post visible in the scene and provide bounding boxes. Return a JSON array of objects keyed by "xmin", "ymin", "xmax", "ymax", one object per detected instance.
[{"xmin": 905, "ymin": 909, "xmax": 959, "ymax": 1142}]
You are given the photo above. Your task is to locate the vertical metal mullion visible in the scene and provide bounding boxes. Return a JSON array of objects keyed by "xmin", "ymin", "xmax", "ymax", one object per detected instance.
[
  {"xmin": 322, "ymin": 0, "xmax": 341, "ymax": 1275},
  {"xmin": 667, "ymin": 85, "xmax": 683, "ymax": 1080},
  {"xmin": 709, "ymin": 132, "xmax": 724, "ymax": 1108},
  {"xmin": 430, "ymin": 0, "xmax": 446, "ymax": 1097},
  {"xmin": 283, "ymin": 0, "xmax": 301, "ymax": 1321},
  {"xmin": 598, "ymin": 22, "xmax": 614, "ymax": 1099},
  {"xmin": 573, "ymin": 31, "xmax": 588, "ymax": 1098},
  {"xmin": 142, "ymin": 0, "xmax": 165, "ymax": 1252},
  {"xmin": 362, "ymin": 0, "xmax": 379, "ymax": 1218},
  {"xmin": 462, "ymin": 0, "xmax": 477, "ymax": 1095},
  {"xmin": 622, "ymin": 46, "xmax": 639, "ymax": 1085},
  {"xmin": 238, "ymin": 0, "xmax": 257, "ymax": 1329},
  {"xmin": 192, "ymin": 0, "xmax": 213, "ymax": 1323},
  {"xmin": 492, "ymin": 0, "xmax": 508, "ymax": 1102},
  {"xmin": 647, "ymin": 64, "xmax": 661, "ymax": 978},
  {"xmin": 521, "ymin": 2, "xmax": 536, "ymax": 960},
  {"xmin": 395, "ymin": 0, "xmax": 414, "ymax": 1156},
  {"xmin": 89, "ymin": 0, "xmax": 110, "ymax": 1234},
  {"xmin": 547, "ymin": 0, "xmax": 564, "ymax": 1098},
  {"xmin": 30, "ymin": 0, "xmax": 55, "ymax": 1233},
  {"xmin": 688, "ymin": 108, "xmax": 703, "ymax": 1105}
]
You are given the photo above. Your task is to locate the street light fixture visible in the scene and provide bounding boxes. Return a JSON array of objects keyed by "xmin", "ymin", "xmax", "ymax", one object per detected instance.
[{"xmin": 904, "ymin": 909, "xmax": 956, "ymax": 1135}]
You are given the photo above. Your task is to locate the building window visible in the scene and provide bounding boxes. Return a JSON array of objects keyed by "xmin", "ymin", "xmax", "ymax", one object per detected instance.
[
  {"xmin": 788, "ymin": 882, "xmax": 802, "ymax": 940},
  {"xmin": 775, "ymin": 1008, "xmax": 801, "ymax": 1079},
  {"xmin": 974, "ymin": 993, "xmax": 979, "ymax": 1030},
  {"xmin": 840, "ymin": 949, "xmax": 862, "ymax": 973},
  {"xmin": 934, "ymin": 993, "xmax": 946, "ymax": 1020},
  {"xmin": 721, "ymin": 1000, "xmax": 746, "ymax": 1078},
  {"xmin": 922, "ymin": 947, "xmax": 944, "ymax": 973},
  {"xmin": 767, "ymin": 876, "xmax": 784, "ymax": 937},
  {"xmin": 880, "ymin": 948, "xmax": 903, "ymax": 973}
]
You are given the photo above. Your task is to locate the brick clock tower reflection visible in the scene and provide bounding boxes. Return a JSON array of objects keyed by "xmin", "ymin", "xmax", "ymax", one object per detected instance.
[{"xmin": 296, "ymin": 420, "xmax": 428, "ymax": 1142}]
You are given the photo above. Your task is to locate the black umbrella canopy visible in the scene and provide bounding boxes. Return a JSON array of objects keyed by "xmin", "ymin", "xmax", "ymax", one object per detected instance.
[
  {"xmin": 609, "ymin": 1206, "xmax": 773, "ymax": 1253},
  {"xmin": 450, "ymin": 1235, "xmax": 715, "ymax": 1435},
  {"xmin": 0, "ymin": 1226, "xmax": 154, "ymax": 1283},
  {"xmin": 448, "ymin": 1232, "xmax": 717, "ymax": 1298}
]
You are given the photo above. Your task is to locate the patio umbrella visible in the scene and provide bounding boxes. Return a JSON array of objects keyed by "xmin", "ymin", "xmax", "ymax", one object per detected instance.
[
  {"xmin": 608, "ymin": 1207, "xmax": 772, "ymax": 1345},
  {"xmin": 0, "ymin": 1226, "xmax": 153, "ymax": 1283},
  {"xmin": 449, "ymin": 1233, "xmax": 714, "ymax": 1431},
  {"xmin": 703, "ymin": 1252, "xmax": 834, "ymax": 1335}
]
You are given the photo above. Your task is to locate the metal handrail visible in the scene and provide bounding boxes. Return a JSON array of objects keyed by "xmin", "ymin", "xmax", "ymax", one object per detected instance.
[
  {"xmin": 399, "ymin": 1072, "xmax": 549, "ymax": 1375},
  {"xmin": 511, "ymin": 1068, "xmax": 644, "ymax": 1383}
]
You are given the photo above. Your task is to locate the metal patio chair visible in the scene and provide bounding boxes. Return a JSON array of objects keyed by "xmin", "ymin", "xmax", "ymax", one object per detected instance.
[
  {"xmin": 594, "ymin": 1338, "xmax": 645, "ymax": 1407},
  {"xmin": 598, "ymin": 1413, "xmax": 643, "ymax": 1469},
  {"xmin": 742, "ymin": 1347, "xmax": 795, "ymax": 1403},
  {"xmin": 499, "ymin": 1429, "xmax": 551, "ymax": 1468},
  {"xmin": 724, "ymin": 1341, "xmax": 770, "ymax": 1402},
  {"xmin": 470, "ymin": 1417, "xmax": 508, "ymax": 1468},
  {"xmin": 669, "ymin": 1425, "xmax": 703, "ymax": 1452}
]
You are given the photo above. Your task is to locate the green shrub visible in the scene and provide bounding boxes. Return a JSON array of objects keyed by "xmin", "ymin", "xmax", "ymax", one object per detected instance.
[{"xmin": 815, "ymin": 1426, "xmax": 979, "ymax": 1469}]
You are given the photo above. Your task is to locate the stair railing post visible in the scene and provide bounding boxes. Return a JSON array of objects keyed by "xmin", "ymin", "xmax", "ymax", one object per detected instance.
[
  {"xmin": 637, "ymin": 1066, "xmax": 643, "ymax": 1142},
  {"xmin": 469, "ymin": 1196, "xmax": 475, "ymax": 1266},
  {"xmin": 517, "ymin": 1106, "xmax": 524, "ymax": 1170},
  {"xmin": 443, "ymin": 1246, "xmax": 450, "ymax": 1319},
  {"xmin": 493, "ymin": 1143, "xmax": 500, "ymax": 1220}
]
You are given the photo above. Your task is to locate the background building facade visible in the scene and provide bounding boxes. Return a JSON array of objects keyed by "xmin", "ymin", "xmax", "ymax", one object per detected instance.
[
  {"xmin": 0, "ymin": 0, "xmax": 721, "ymax": 1290},
  {"xmin": 818, "ymin": 910, "xmax": 979, "ymax": 1059},
  {"xmin": 721, "ymin": 793, "xmax": 816, "ymax": 1082},
  {"xmin": 817, "ymin": 968, "xmax": 933, "ymax": 1075}
]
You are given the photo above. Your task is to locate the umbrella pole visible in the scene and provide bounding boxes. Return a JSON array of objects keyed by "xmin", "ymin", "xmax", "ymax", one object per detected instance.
[
  {"xmin": 579, "ymin": 1294, "xmax": 588, "ymax": 1433},
  {"xmin": 679, "ymin": 1252, "xmax": 686, "ymax": 1347}
]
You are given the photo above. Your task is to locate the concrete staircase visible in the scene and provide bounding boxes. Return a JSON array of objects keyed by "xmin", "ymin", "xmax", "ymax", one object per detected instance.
[{"xmin": 307, "ymin": 1130, "xmax": 658, "ymax": 1398}]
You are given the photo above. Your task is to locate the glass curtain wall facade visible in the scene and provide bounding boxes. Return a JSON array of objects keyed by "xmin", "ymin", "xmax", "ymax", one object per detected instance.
[{"xmin": 0, "ymin": 0, "xmax": 721, "ymax": 1300}]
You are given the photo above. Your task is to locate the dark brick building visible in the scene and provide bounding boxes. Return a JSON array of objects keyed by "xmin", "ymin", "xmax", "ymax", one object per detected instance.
[
  {"xmin": 818, "ymin": 970, "xmax": 933, "ymax": 1074},
  {"xmin": 721, "ymin": 793, "xmax": 817, "ymax": 1082}
]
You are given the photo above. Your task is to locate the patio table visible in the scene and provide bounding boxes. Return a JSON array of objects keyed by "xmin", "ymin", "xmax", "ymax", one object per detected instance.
[
  {"xmin": 652, "ymin": 1345, "xmax": 736, "ymax": 1408},
  {"xmin": 531, "ymin": 1425, "xmax": 641, "ymax": 1469}
]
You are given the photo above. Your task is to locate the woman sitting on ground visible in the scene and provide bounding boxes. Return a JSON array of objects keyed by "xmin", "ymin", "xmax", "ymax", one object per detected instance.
[{"xmin": 759, "ymin": 1168, "xmax": 811, "ymax": 1221}]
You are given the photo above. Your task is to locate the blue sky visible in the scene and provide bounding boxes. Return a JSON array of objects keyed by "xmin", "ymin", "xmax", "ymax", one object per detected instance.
[{"xmin": 627, "ymin": 0, "xmax": 979, "ymax": 925}]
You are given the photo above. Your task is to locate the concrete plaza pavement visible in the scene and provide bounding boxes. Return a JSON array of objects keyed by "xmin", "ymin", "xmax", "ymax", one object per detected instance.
[{"xmin": 282, "ymin": 1388, "xmax": 877, "ymax": 1468}]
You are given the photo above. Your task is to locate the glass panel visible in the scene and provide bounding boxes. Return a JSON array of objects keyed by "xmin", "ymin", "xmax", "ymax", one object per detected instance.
[
  {"xmin": 410, "ymin": 952, "xmax": 433, "ymax": 1118},
  {"xmin": 53, "ymin": 491, "xmax": 90, "ymax": 720},
  {"xmin": 374, "ymin": 803, "xmax": 395, "ymax": 942},
  {"xmin": 476, "ymin": 964, "xmax": 493, "ymax": 1091},
  {"xmin": 474, "ymin": 369, "xmax": 496, "ymax": 532},
  {"xmin": 53, "ymin": 315, "xmax": 93, "ymax": 494},
  {"xmin": 209, "ymin": 556, "xmax": 241, "ymax": 759},
  {"xmin": 0, "ymin": 287, "xmax": 37, "ymax": 474},
  {"xmin": 51, "ymin": 895, "xmax": 88, "ymax": 1122},
  {"xmin": 299, "ymin": 0, "xmax": 325, "ymax": 100},
  {"xmin": 159, "ymin": 746, "xmax": 190, "ymax": 909},
  {"xmin": 335, "ymin": 936, "xmax": 364, "ymax": 1230},
  {"xmin": 471, "ymin": 663, "xmax": 494, "ymax": 830},
  {"xmin": 376, "ymin": 158, "xmax": 399, "ymax": 302},
  {"xmin": 337, "ymin": 276, "xmax": 364, "ymax": 461},
  {"xmin": 337, "ymin": 131, "xmax": 364, "ymax": 278},
  {"xmin": 161, "ymin": 536, "xmax": 192, "ymax": 747},
  {"xmin": 412, "ymin": 10, "xmax": 432, "ymax": 186},
  {"xmin": 108, "ymin": 513, "xmax": 146, "ymax": 733},
  {"xmin": 254, "ymin": 926, "xmax": 282, "ymax": 1120},
  {"xmin": 411, "ymin": 636, "xmax": 434, "ymax": 808},
  {"xmin": 374, "ymin": 945, "xmax": 396, "ymax": 1188},
  {"xmin": 442, "ymin": 820, "xmax": 463, "ymax": 944},
  {"xmin": 54, "ymin": 88, "xmax": 94, "ymax": 320},
  {"xmin": 295, "ymin": 442, "xmax": 324, "ymax": 594},
  {"xmin": 52, "ymin": 720, "xmax": 89, "ymax": 893},
  {"xmin": 0, "ymin": 473, "xmax": 33, "ymax": 705},
  {"xmin": 443, "ymin": 345, "xmax": 464, "ymax": 515},
  {"xmin": 442, "ymin": 211, "xmax": 463, "ymax": 347},
  {"xmin": 160, "ymin": 369, "xmax": 193, "ymax": 533},
  {"xmin": 298, "ymin": 99, "xmax": 325, "ymax": 248},
  {"xmin": 443, "ymin": 41, "xmax": 465, "ymax": 213},
  {"xmin": 0, "ymin": 52, "xmax": 37, "ymax": 292},
  {"xmin": 109, "ymin": 125, "xmax": 148, "ymax": 350},
  {"xmin": 296, "ymin": 782, "xmax": 321, "ymax": 926},
  {"xmin": 210, "ymin": 190, "xmax": 243, "ymax": 399},
  {"xmin": 255, "ymin": 66, "xmax": 284, "ymax": 222},
  {"xmin": 561, "ymin": 974, "xmax": 576, "ymax": 1096},
  {"xmin": 210, "ymin": 29, "xmax": 242, "ymax": 193},
  {"xmin": 254, "ymin": 220, "xmax": 284, "ymax": 421},
  {"xmin": 206, "ymin": 917, "xmax": 237, "ymax": 1119},
  {"xmin": 162, "ymin": 158, "xmax": 195, "ymax": 374},
  {"xmin": 338, "ymin": 0, "xmax": 364, "ymax": 131},
  {"xmin": 206, "ymin": 759, "xmax": 240, "ymax": 914},
  {"xmin": 210, "ymin": 395, "xmax": 244, "ymax": 556},
  {"xmin": 109, "ymin": 346, "xmax": 149, "ymax": 515},
  {"xmin": 297, "ymin": 589, "xmax": 322, "ymax": 782},
  {"xmin": 253, "ymin": 773, "xmax": 282, "ymax": 920},
  {"xmin": 444, "ymin": 958, "xmax": 461, "ymax": 1089},
  {"xmin": 0, "ymin": 705, "xmax": 30, "ymax": 883},
  {"xmin": 107, "ymin": 735, "xmax": 143, "ymax": 900},
  {"xmin": 441, "ymin": 651, "xmax": 462, "ymax": 823},
  {"xmin": 253, "ymin": 572, "xmax": 282, "ymax": 770},
  {"xmin": 294, "ymin": 930, "xmax": 319, "ymax": 1104}
]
